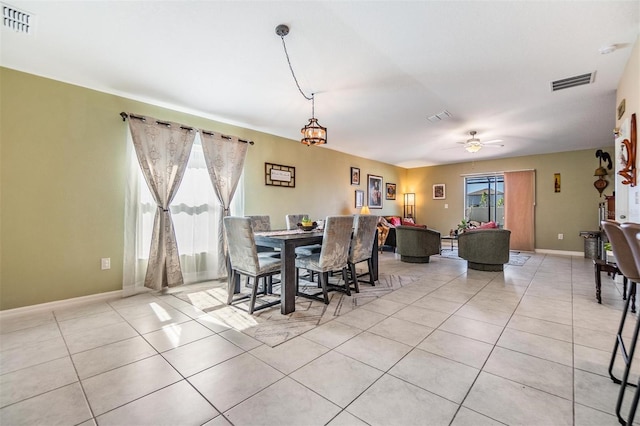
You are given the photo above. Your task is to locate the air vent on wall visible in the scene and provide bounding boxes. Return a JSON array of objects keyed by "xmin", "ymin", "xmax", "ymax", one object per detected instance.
[
  {"xmin": 2, "ymin": 3, "xmax": 33, "ymax": 34},
  {"xmin": 551, "ymin": 72, "xmax": 595, "ymax": 91}
]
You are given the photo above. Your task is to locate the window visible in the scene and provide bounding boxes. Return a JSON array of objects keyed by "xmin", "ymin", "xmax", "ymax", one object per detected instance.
[{"xmin": 464, "ymin": 175, "xmax": 504, "ymax": 226}]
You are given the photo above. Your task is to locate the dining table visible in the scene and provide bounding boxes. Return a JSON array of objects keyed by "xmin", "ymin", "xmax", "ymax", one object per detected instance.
[{"xmin": 252, "ymin": 229, "xmax": 379, "ymax": 314}]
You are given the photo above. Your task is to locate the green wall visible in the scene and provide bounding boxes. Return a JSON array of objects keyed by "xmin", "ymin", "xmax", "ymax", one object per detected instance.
[
  {"xmin": 0, "ymin": 67, "xmax": 405, "ymax": 310},
  {"xmin": 0, "ymin": 67, "xmax": 616, "ymax": 310},
  {"xmin": 407, "ymin": 148, "xmax": 614, "ymax": 252}
]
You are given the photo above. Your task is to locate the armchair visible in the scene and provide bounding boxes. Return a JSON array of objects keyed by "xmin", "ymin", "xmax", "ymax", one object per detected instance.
[
  {"xmin": 458, "ymin": 229, "xmax": 511, "ymax": 271},
  {"xmin": 395, "ymin": 226, "xmax": 441, "ymax": 263}
]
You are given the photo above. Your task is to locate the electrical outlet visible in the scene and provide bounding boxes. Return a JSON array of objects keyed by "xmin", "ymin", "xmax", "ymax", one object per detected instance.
[
  {"xmin": 444, "ymin": 204, "xmax": 449, "ymax": 209},
  {"xmin": 101, "ymin": 258, "xmax": 111, "ymax": 270},
  {"xmin": 558, "ymin": 233, "xmax": 564, "ymax": 240}
]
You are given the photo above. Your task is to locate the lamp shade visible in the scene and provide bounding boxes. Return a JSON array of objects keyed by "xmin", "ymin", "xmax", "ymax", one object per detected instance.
[
  {"xmin": 360, "ymin": 205, "xmax": 370, "ymax": 215},
  {"xmin": 404, "ymin": 193, "xmax": 415, "ymax": 218}
]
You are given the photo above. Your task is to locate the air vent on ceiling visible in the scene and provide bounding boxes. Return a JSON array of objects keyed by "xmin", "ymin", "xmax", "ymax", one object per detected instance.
[
  {"xmin": 551, "ymin": 72, "xmax": 595, "ymax": 91},
  {"xmin": 427, "ymin": 110, "xmax": 452, "ymax": 123},
  {"xmin": 2, "ymin": 3, "xmax": 33, "ymax": 34}
]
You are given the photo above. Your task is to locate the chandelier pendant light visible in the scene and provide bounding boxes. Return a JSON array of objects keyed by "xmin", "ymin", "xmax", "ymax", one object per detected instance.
[{"xmin": 276, "ymin": 24, "xmax": 327, "ymax": 146}]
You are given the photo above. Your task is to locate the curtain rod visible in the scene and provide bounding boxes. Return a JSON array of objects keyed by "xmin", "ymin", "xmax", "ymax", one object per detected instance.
[
  {"xmin": 120, "ymin": 112, "xmax": 254, "ymax": 145},
  {"xmin": 460, "ymin": 168, "xmax": 535, "ymax": 177}
]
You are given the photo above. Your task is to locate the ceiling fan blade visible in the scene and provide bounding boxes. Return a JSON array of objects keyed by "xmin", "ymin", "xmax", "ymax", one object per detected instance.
[
  {"xmin": 483, "ymin": 139, "xmax": 504, "ymax": 144},
  {"xmin": 483, "ymin": 143, "xmax": 504, "ymax": 148}
]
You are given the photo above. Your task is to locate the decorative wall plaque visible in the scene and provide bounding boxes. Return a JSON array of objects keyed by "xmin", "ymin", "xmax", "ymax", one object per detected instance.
[{"xmin": 265, "ymin": 162, "xmax": 295, "ymax": 187}]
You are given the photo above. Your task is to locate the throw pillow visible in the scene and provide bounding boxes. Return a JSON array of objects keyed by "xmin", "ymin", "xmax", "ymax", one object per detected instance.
[
  {"xmin": 389, "ymin": 217, "xmax": 401, "ymax": 226},
  {"xmin": 477, "ymin": 221, "xmax": 498, "ymax": 229}
]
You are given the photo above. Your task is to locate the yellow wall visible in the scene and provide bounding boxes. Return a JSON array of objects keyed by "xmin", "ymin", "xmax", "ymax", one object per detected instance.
[
  {"xmin": 617, "ymin": 36, "xmax": 639, "ymax": 131},
  {"xmin": 0, "ymin": 67, "xmax": 405, "ymax": 310},
  {"xmin": 407, "ymin": 148, "xmax": 615, "ymax": 252},
  {"xmin": 616, "ymin": 35, "xmax": 640, "ymax": 221}
]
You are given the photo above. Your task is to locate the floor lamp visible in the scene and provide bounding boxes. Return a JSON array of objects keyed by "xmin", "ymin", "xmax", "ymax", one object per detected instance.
[{"xmin": 404, "ymin": 193, "xmax": 415, "ymax": 219}]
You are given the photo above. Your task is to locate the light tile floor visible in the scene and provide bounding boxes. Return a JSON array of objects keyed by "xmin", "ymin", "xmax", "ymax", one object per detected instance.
[{"xmin": 1, "ymin": 252, "xmax": 638, "ymax": 425}]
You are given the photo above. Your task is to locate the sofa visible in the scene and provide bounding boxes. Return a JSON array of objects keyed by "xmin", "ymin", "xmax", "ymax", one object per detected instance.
[
  {"xmin": 458, "ymin": 228, "xmax": 511, "ymax": 271},
  {"xmin": 395, "ymin": 226, "xmax": 441, "ymax": 263}
]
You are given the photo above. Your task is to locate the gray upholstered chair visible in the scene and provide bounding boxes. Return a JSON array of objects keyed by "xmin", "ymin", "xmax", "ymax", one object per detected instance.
[
  {"xmin": 246, "ymin": 215, "xmax": 279, "ymax": 253},
  {"xmin": 395, "ymin": 226, "xmax": 441, "ymax": 263},
  {"xmin": 295, "ymin": 215, "xmax": 354, "ymax": 304},
  {"xmin": 348, "ymin": 214, "xmax": 379, "ymax": 288},
  {"xmin": 286, "ymin": 214, "xmax": 307, "ymax": 230},
  {"xmin": 286, "ymin": 213, "xmax": 322, "ymax": 257},
  {"xmin": 458, "ymin": 228, "xmax": 511, "ymax": 271},
  {"xmin": 223, "ymin": 216, "xmax": 282, "ymax": 314},
  {"xmin": 603, "ymin": 221, "xmax": 640, "ymax": 415},
  {"xmin": 246, "ymin": 215, "xmax": 271, "ymax": 232},
  {"xmin": 606, "ymin": 221, "xmax": 639, "ymax": 307}
]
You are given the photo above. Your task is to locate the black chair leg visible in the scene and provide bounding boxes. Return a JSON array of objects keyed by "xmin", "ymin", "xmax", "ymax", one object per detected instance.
[
  {"xmin": 227, "ymin": 270, "xmax": 237, "ymax": 305},
  {"xmin": 319, "ymin": 272, "xmax": 330, "ymax": 304},
  {"xmin": 343, "ymin": 267, "xmax": 355, "ymax": 294},
  {"xmin": 349, "ymin": 263, "xmax": 359, "ymax": 293},
  {"xmin": 248, "ymin": 275, "xmax": 260, "ymax": 314},
  {"xmin": 367, "ymin": 258, "xmax": 376, "ymax": 286}
]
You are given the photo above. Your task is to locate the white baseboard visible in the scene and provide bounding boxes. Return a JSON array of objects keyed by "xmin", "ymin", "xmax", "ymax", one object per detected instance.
[
  {"xmin": 0, "ymin": 290, "xmax": 123, "ymax": 320},
  {"xmin": 534, "ymin": 249, "xmax": 585, "ymax": 257}
]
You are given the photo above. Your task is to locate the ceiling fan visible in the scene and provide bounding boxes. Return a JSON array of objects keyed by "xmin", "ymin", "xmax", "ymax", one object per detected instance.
[{"xmin": 457, "ymin": 131, "xmax": 504, "ymax": 153}]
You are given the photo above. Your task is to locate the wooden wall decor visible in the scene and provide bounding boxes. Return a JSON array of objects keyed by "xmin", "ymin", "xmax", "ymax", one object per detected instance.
[{"xmin": 619, "ymin": 113, "xmax": 637, "ymax": 187}]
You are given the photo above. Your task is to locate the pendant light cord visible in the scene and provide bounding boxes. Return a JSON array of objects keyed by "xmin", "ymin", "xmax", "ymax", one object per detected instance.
[{"xmin": 279, "ymin": 35, "xmax": 313, "ymax": 102}]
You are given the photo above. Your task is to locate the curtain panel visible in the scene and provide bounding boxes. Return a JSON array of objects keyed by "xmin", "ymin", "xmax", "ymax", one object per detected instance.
[
  {"xmin": 200, "ymin": 132, "xmax": 249, "ymax": 275},
  {"xmin": 128, "ymin": 116, "xmax": 196, "ymax": 290}
]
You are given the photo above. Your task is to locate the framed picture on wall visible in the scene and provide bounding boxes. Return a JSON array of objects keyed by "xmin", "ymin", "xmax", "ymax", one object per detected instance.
[
  {"xmin": 368, "ymin": 175, "xmax": 383, "ymax": 208},
  {"xmin": 351, "ymin": 167, "xmax": 360, "ymax": 185},
  {"xmin": 355, "ymin": 190, "xmax": 364, "ymax": 208},
  {"xmin": 433, "ymin": 184, "xmax": 446, "ymax": 200},
  {"xmin": 386, "ymin": 183, "xmax": 396, "ymax": 200}
]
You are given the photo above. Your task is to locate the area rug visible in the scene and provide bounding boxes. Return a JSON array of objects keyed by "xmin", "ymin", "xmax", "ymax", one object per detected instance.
[
  {"xmin": 172, "ymin": 272, "xmax": 420, "ymax": 347},
  {"xmin": 437, "ymin": 249, "xmax": 531, "ymax": 266}
]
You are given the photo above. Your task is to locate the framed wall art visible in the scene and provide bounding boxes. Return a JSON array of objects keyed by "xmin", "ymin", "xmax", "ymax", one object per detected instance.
[
  {"xmin": 433, "ymin": 184, "xmax": 446, "ymax": 200},
  {"xmin": 265, "ymin": 162, "xmax": 295, "ymax": 188},
  {"xmin": 355, "ymin": 190, "xmax": 364, "ymax": 208},
  {"xmin": 351, "ymin": 167, "xmax": 360, "ymax": 185},
  {"xmin": 368, "ymin": 174, "xmax": 383, "ymax": 208},
  {"xmin": 386, "ymin": 183, "xmax": 396, "ymax": 200},
  {"xmin": 554, "ymin": 173, "xmax": 561, "ymax": 193}
]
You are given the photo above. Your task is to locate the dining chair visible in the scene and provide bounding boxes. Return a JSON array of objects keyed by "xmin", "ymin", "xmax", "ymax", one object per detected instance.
[
  {"xmin": 295, "ymin": 215, "xmax": 354, "ymax": 304},
  {"xmin": 286, "ymin": 213, "xmax": 322, "ymax": 258},
  {"xmin": 347, "ymin": 214, "xmax": 379, "ymax": 289},
  {"xmin": 245, "ymin": 215, "xmax": 280, "ymax": 290},
  {"xmin": 247, "ymin": 215, "xmax": 271, "ymax": 232},
  {"xmin": 602, "ymin": 220, "xmax": 639, "ymax": 312},
  {"xmin": 601, "ymin": 220, "xmax": 640, "ymax": 425},
  {"xmin": 223, "ymin": 216, "xmax": 282, "ymax": 314},
  {"xmin": 286, "ymin": 214, "xmax": 307, "ymax": 230}
]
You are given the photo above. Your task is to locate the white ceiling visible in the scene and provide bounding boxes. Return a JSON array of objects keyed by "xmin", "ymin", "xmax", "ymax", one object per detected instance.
[{"xmin": 1, "ymin": 1, "xmax": 638, "ymax": 168}]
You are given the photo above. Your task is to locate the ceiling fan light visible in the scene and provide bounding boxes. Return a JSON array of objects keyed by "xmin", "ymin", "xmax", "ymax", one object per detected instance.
[{"xmin": 465, "ymin": 142, "xmax": 482, "ymax": 153}]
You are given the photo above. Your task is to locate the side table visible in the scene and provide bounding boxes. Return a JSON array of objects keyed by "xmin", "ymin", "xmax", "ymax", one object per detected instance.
[
  {"xmin": 441, "ymin": 235, "xmax": 458, "ymax": 251},
  {"xmin": 593, "ymin": 258, "xmax": 633, "ymax": 312}
]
